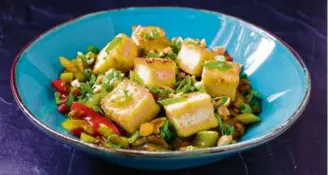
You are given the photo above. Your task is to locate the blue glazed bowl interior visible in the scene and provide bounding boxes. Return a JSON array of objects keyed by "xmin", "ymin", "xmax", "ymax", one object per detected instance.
[{"xmin": 12, "ymin": 7, "xmax": 310, "ymax": 167}]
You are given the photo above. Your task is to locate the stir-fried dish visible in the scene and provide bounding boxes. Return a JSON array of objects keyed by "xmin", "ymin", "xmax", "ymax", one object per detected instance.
[{"xmin": 51, "ymin": 26, "xmax": 262, "ymax": 151}]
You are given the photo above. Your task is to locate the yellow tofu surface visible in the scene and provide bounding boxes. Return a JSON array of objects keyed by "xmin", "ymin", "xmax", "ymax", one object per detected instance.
[
  {"xmin": 201, "ymin": 60, "xmax": 241, "ymax": 100},
  {"xmin": 93, "ymin": 33, "xmax": 138, "ymax": 74},
  {"xmin": 163, "ymin": 92, "xmax": 218, "ymax": 137},
  {"xmin": 100, "ymin": 79, "xmax": 160, "ymax": 134},
  {"xmin": 134, "ymin": 58, "xmax": 177, "ymax": 88},
  {"xmin": 131, "ymin": 25, "xmax": 170, "ymax": 51},
  {"xmin": 177, "ymin": 43, "xmax": 214, "ymax": 77}
]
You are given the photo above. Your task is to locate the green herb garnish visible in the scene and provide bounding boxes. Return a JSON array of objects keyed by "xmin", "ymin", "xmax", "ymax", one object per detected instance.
[
  {"xmin": 106, "ymin": 37, "xmax": 122, "ymax": 53},
  {"xmin": 54, "ymin": 92, "xmax": 61, "ymax": 105},
  {"xmin": 250, "ymin": 90, "xmax": 261, "ymax": 98},
  {"xmin": 240, "ymin": 72, "xmax": 248, "ymax": 79},
  {"xmin": 102, "ymin": 70, "xmax": 123, "ymax": 91},
  {"xmin": 240, "ymin": 103, "xmax": 252, "ymax": 113},
  {"xmin": 111, "ymin": 89, "xmax": 132, "ymax": 104},
  {"xmin": 166, "ymin": 52, "xmax": 177, "ymax": 60},
  {"xmin": 129, "ymin": 71, "xmax": 144, "ymax": 85},
  {"xmin": 158, "ymin": 97, "xmax": 186, "ymax": 106},
  {"xmin": 215, "ymin": 114, "xmax": 235, "ymax": 136},
  {"xmin": 128, "ymin": 131, "xmax": 140, "ymax": 144},
  {"xmin": 66, "ymin": 92, "xmax": 75, "ymax": 107},
  {"xmin": 175, "ymin": 76, "xmax": 197, "ymax": 93},
  {"xmin": 160, "ymin": 120, "xmax": 176, "ymax": 142},
  {"xmin": 203, "ymin": 61, "xmax": 232, "ymax": 71},
  {"xmin": 170, "ymin": 41, "xmax": 181, "ymax": 54},
  {"xmin": 147, "ymin": 85, "xmax": 173, "ymax": 101},
  {"xmin": 145, "ymin": 52, "xmax": 160, "ymax": 58},
  {"xmin": 152, "ymin": 29, "xmax": 160, "ymax": 39},
  {"xmin": 80, "ymin": 83, "xmax": 93, "ymax": 95},
  {"xmin": 87, "ymin": 45, "xmax": 100, "ymax": 54}
]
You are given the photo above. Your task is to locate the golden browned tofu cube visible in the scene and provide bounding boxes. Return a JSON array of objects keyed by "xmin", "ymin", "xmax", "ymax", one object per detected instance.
[
  {"xmin": 100, "ymin": 79, "xmax": 160, "ymax": 134},
  {"xmin": 202, "ymin": 60, "xmax": 241, "ymax": 100},
  {"xmin": 177, "ymin": 43, "xmax": 214, "ymax": 77},
  {"xmin": 131, "ymin": 25, "xmax": 170, "ymax": 51},
  {"xmin": 93, "ymin": 33, "xmax": 138, "ymax": 74},
  {"xmin": 162, "ymin": 92, "xmax": 218, "ymax": 137},
  {"xmin": 134, "ymin": 58, "xmax": 177, "ymax": 88}
]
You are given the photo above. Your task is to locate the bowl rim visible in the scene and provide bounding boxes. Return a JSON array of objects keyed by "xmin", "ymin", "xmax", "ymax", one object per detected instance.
[{"xmin": 10, "ymin": 7, "xmax": 311, "ymax": 157}]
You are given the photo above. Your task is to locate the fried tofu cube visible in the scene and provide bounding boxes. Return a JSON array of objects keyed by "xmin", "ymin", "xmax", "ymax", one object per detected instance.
[
  {"xmin": 134, "ymin": 58, "xmax": 177, "ymax": 88},
  {"xmin": 163, "ymin": 92, "xmax": 218, "ymax": 137},
  {"xmin": 100, "ymin": 79, "xmax": 160, "ymax": 134},
  {"xmin": 202, "ymin": 60, "xmax": 241, "ymax": 100},
  {"xmin": 94, "ymin": 33, "xmax": 138, "ymax": 74},
  {"xmin": 131, "ymin": 25, "xmax": 170, "ymax": 51},
  {"xmin": 177, "ymin": 43, "xmax": 215, "ymax": 77}
]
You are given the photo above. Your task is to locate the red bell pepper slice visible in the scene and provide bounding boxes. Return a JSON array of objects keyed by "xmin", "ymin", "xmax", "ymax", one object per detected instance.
[
  {"xmin": 51, "ymin": 79, "xmax": 69, "ymax": 94},
  {"xmin": 70, "ymin": 103, "xmax": 121, "ymax": 135}
]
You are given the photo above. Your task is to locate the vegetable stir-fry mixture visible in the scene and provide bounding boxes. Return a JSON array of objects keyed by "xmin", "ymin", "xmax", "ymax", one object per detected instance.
[{"xmin": 51, "ymin": 26, "xmax": 262, "ymax": 151}]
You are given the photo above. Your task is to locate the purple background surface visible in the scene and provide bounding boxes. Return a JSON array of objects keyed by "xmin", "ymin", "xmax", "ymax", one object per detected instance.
[{"xmin": 0, "ymin": 0, "xmax": 326, "ymax": 174}]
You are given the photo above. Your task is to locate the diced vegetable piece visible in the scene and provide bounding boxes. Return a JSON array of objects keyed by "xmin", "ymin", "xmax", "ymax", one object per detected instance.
[
  {"xmin": 59, "ymin": 56, "xmax": 78, "ymax": 72},
  {"xmin": 194, "ymin": 131, "xmax": 219, "ymax": 148},
  {"xmin": 176, "ymin": 43, "xmax": 214, "ymax": 77},
  {"xmin": 61, "ymin": 119, "xmax": 89, "ymax": 134},
  {"xmin": 128, "ymin": 131, "xmax": 140, "ymax": 144},
  {"xmin": 139, "ymin": 122, "xmax": 155, "ymax": 136},
  {"xmin": 202, "ymin": 60, "xmax": 241, "ymax": 100},
  {"xmin": 70, "ymin": 103, "xmax": 121, "ymax": 135},
  {"xmin": 162, "ymin": 92, "xmax": 218, "ymax": 137},
  {"xmin": 217, "ymin": 106, "xmax": 230, "ymax": 117},
  {"xmin": 93, "ymin": 33, "xmax": 138, "ymax": 74},
  {"xmin": 150, "ymin": 117, "xmax": 167, "ymax": 134},
  {"xmin": 60, "ymin": 72, "xmax": 74, "ymax": 82},
  {"xmin": 80, "ymin": 132, "xmax": 97, "ymax": 143},
  {"xmin": 120, "ymin": 137, "xmax": 130, "ymax": 148},
  {"xmin": 51, "ymin": 79, "xmax": 69, "ymax": 94},
  {"xmin": 57, "ymin": 103, "xmax": 69, "ymax": 113},
  {"xmin": 106, "ymin": 134, "xmax": 124, "ymax": 148},
  {"xmin": 235, "ymin": 113, "xmax": 260, "ymax": 124},
  {"xmin": 74, "ymin": 71, "xmax": 87, "ymax": 82},
  {"xmin": 131, "ymin": 25, "xmax": 170, "ymax": 51},
  {"xmin": 217, "ymin": 135, "xmax": 233, "ymax": 146},
  {"xmin": 134, "ymin": 58, "xmax": 177, "ymax": 88},
  {"xmin": 100, "ymin": 80, "xmax": 160, "ymax": 134}
]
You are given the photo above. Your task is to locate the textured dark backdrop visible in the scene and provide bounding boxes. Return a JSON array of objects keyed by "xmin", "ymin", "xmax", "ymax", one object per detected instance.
[{"xmin": 0, "ymin": 0, "xmax": 326, "ymax": 175}]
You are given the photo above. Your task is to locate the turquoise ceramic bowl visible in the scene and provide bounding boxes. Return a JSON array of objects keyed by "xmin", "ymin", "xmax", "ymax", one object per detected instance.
[{"xmin": 11, "ymin": 7, "xmax": 310, "ymax": 170}]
